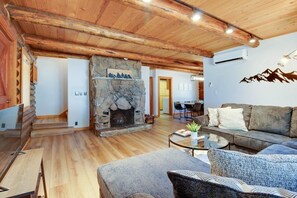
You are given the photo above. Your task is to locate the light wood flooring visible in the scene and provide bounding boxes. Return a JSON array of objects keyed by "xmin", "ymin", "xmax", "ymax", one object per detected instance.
[
  {"xmin": 25, "ymin": 115, "xmax": 189, "ymax": 198},
  {"xmin": 34, "ymin": 116, "xmax": 67, "ymax": 124}
]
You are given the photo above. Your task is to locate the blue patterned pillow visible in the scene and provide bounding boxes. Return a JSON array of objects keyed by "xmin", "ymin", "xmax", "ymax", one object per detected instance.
[
  {"xmin": 167, "ymin": 170, "xmax": 297, "ymax": 198},
  {"xmin": 208, "ymin": 149, "xmax": 297, "ymax": 192}
]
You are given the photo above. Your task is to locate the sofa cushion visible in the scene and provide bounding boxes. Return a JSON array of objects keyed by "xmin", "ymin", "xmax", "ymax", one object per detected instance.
[
  {"xmin": 167, "ymin": 170, "xmax": 297, "ymax": 198},
  {"xmin": 193, "ymin": 115, "xmax": 209, "ymax": 127},
  {"xmin": 234, "ymin": 130, "xmax": 292, "ymax": 151},
  {"xmin": 249, "ymin": 105, "xmax": 292, "ymax": 136},
  {"xmin": 218, "ymin": 108, "xmax": 248, "ymax": 131},
  {"xmin": 290, "ymin": 107, "xmax": 297, "ymax": 137},
  {"xmin": 202, "ymin": 126, "xmax": 245, "ymax": 144},
  {"xmin": 97, "ymin": 148, "xmax": 210, "ymax": 198},
  {"xmin": 208, "ymin": 149, "xmax": 297, "ymax": 192},
  {"xmin": 221, "ymin": 103, "xmax": 252, "ymax": 128},
  {"xmin": 126, "ymin": 193, "xmax": 155, "ymax": 198},
  {"xmin": 258, "ymin": 144, "xmax": 297, "ymax": 155},
  {"xmin": 282, "ymin": 140, "xmax": 297, "ymax": 149}
]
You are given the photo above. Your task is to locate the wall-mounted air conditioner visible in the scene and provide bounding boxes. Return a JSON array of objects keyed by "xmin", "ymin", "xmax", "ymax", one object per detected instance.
[{"xmin": 213, "ymin": 49, "xmax": 248, "ymax": 65}]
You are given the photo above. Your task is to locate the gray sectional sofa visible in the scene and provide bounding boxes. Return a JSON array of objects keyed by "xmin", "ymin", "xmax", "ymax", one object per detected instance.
[
  {"xmin": 97, "ymin": 103, "xmax": 297, "ymax": 197},
  {"xmin": 193, "ymin": 103, "xmax": 297, "ymax": 151},
  {"xmin": 97, "ymin": 141, "xmax": 297, "ymax": 198}
]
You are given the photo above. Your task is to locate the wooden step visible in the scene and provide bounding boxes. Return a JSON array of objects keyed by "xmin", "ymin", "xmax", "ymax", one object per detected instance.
[
  {"xmin": 32, "ymin": 121, "xmax": 68, "ymax": 130},
  {"xmin": 31, "ymin": 127, "xmax": 74, "ymax": 138}
]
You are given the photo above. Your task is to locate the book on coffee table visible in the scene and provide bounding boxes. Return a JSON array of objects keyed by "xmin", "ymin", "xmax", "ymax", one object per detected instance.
[{"xmin": 174, "ymin": 129, "xmax": 191, "ymax": 137}]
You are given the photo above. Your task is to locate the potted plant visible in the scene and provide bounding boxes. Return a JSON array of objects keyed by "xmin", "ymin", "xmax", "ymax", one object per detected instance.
[{"xmin": 186, "ymin": 121, "xmax": 201, "ymax": 139}]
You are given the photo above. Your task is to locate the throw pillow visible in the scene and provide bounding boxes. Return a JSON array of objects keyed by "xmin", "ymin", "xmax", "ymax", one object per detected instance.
[
  {"xmin": 167, "ymin": 170, "xmax": 297, "ymax": 198},
  {"xmin": 207, "ymin": 149, "xmax": 297, "ymax": 192},
  {"xmin": 221, "ymin": 103, "xmax": 252, "ymax": 128},
  {"xmin": 249, "ymin": 105, "xmax": 292, "ymax": 136},
  {"xmin": 208, "ymin": 107, "xmax": 231, "ymax": 127},
  {"xmin": 217, "ymin": 108, "xmax": 248, "ymax": 131}
]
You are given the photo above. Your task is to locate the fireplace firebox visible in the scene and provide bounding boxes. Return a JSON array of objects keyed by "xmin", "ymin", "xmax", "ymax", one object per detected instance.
[{"xmin": 110, "ymin": 108, "xmax": 134, "ymax": 127}]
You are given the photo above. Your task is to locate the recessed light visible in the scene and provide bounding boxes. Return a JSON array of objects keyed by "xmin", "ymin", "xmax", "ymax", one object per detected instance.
[
  {"xmin": 225, "ymin": 27, "xmax": 233, "ymax": 34},
  {"xmin": 143, "ymin": 0, "xmax": 151, "ymax": 3},
  {"xmin": 124, "ymin": 58, "xmax": 128, "ymax": 60},
  {"xmin": 191, "ymin": 11, "xmax": 201, "ymax": 22}
]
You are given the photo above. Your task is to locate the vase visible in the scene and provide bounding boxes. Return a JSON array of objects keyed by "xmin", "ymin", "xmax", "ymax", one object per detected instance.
[{"xmin": 191, "ymin": 131, "xmax": 198, "ymax": 139}]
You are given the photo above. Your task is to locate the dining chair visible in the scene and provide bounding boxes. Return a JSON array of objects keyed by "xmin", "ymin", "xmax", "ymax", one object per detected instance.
[
  {"xmin": 184, "ymin": 103, "xmax": 194, "ymax": 119},
  {"xmin": 173, "ymin": 101, "xmax": 185, "ymax": 119}
]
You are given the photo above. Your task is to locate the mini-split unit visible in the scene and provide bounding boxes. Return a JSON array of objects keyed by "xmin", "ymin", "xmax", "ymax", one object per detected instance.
[{"xmin": 213, "ymin": 49, "xmax": 248, "ymax": 65}]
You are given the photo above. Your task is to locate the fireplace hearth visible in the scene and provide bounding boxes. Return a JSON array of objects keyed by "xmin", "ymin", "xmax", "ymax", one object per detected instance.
[{"xmin": 110, "ymin": 108, "xmax": 134, "ymax": 127}]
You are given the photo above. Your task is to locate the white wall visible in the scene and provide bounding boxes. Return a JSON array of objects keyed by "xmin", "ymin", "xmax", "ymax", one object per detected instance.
[
  {"xmin": 141, "ymin": 66, "xmax": 150, "ymax": 114},
  {"xmin": 204, "ymin": 32, "xmax": 297, "ymax": 109},
  {"xmin": 36, "ymin": 57, "xmax": 68, "ymax": 116},
  {"xmin": 151, "ymin": 69, "xmax": 198, "ymax": 115},
  {"xmin": 0, "ymin": 105, "xmax": 19, "ymax": 131},
  {"xmin": 68, "ymin": 59, "xmax": 90, "ymax": 128}
]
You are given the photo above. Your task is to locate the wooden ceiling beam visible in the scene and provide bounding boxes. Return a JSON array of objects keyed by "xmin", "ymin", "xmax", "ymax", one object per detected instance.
[
  {"xmin": 32, "ymin": 49, "xmax": 203, "ymax": 73},
  {"xmin": 146, "ymin": 64, "xmax": 199, "ymax": 74},
  {"xmin": 118, "ymin": 0, "xmax": 260, "ymax": 47},
  {"xmin": 142, "ymin": 62, "xmax": 202, "ymax": 71},
  {"xmin": 6, "ymin": 4, "xmax": 213, "ymax": 57},
  {"xmin": 32, "ymin": 49, "xmax": 202, "ymax": 73},
  {"xmin": 32, "ymin": 49, "xmax": 90, "ymax": 60},
  {"xmin": 24, "ymin": 34, "xmax": 203, "ymax": 68}
]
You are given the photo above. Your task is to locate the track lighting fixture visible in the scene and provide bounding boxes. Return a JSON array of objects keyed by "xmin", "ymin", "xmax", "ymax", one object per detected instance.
[{"xmin": 191, "ymin": 11, "xmax": 201, "ymax": 22}]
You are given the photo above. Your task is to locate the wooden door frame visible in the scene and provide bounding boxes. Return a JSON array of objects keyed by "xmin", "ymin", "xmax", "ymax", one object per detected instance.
[
  {"xmin": 158, "ymin": 76, "xmax": 172, "ymax": 117},
  {"xmin": 149, "ymin": 76, "xmax": 154, "ymax": 116}
]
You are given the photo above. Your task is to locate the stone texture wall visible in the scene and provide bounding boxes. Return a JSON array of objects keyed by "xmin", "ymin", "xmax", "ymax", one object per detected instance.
[
  {"xmin": 90, "ymin": 55, "xmax": 142, "ymax": 79},
  {"xmin": 89, "ymin": 55, "xmax": 145, "ymax": 132}
]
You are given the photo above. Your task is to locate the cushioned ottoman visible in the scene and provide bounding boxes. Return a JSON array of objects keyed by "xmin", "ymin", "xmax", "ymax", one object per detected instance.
[{"xmin": 97, "ymin": 148, "xmax": 210, "ymax": 198}]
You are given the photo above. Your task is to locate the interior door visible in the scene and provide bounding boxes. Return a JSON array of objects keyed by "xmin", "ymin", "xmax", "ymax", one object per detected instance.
[{"xmin": 0, "ymin": 16, "xmax": 17, "ymax": 109}]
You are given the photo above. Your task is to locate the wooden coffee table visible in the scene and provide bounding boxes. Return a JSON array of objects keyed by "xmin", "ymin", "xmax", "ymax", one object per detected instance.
[{"xmin": 168, "ymin": 132, "xmax": 229, "ymax": 156}]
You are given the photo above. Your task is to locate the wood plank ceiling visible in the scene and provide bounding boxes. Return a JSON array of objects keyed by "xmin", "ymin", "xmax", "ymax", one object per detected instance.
[{"xmin": 3, "ymin": 0, "xmax": 297, "ymax": 73}]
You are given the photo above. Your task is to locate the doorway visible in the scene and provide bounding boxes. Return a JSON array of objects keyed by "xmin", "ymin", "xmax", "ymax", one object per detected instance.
[{"xmin": 158, "ymin": 77, "xmax": 172, "ymax": 117}]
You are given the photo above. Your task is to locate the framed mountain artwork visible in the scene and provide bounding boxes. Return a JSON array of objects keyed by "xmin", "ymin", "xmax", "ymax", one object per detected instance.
[{"xmin": 107, "ymin": 69, "xmax": 132, "ymax": 79}]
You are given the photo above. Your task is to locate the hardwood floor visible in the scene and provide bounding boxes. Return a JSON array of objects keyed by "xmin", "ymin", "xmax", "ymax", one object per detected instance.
[{"xmin": 25, "ymin": 115, "xmax": 189, "ymax": 198}]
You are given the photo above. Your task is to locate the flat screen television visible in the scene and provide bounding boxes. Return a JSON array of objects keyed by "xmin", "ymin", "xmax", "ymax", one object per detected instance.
[{"xmin": 0, "ymin": 104, "xmax": 23, "ymax": 182}]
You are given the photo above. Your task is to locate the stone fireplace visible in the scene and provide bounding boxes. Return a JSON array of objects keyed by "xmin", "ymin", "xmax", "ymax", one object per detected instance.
[{"xmin": 89, "ymin": 55, "xmax": 150, "ymax": 137}]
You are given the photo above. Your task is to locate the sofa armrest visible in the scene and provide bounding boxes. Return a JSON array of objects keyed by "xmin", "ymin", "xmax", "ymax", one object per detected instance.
[{"xmin": 193, "ymin": 115, "xmax": 209, "ymax": 127}]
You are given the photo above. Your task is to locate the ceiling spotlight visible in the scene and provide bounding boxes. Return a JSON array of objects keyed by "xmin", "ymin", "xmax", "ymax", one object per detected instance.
[
  {"xmin": 124, "ymin": 58, "xmax": 128, "ymax": 61},
  {"xmin": 191, "ymin": 11, "xmax": 201, "ymax": 22},
  {"xmin": 225, "ymin": 27, "xmax": 234, "ymax": 34},
  {"xmin": 249, "ymin": 37, "xmax": 256, "ymax": 43},
  {"xmin": 143, "ymin": 0, "xmax": 151, "ymax": 3},
  {"xmin": 278, "ymin": 55, "xmax": 290, "ymax": 67}
]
